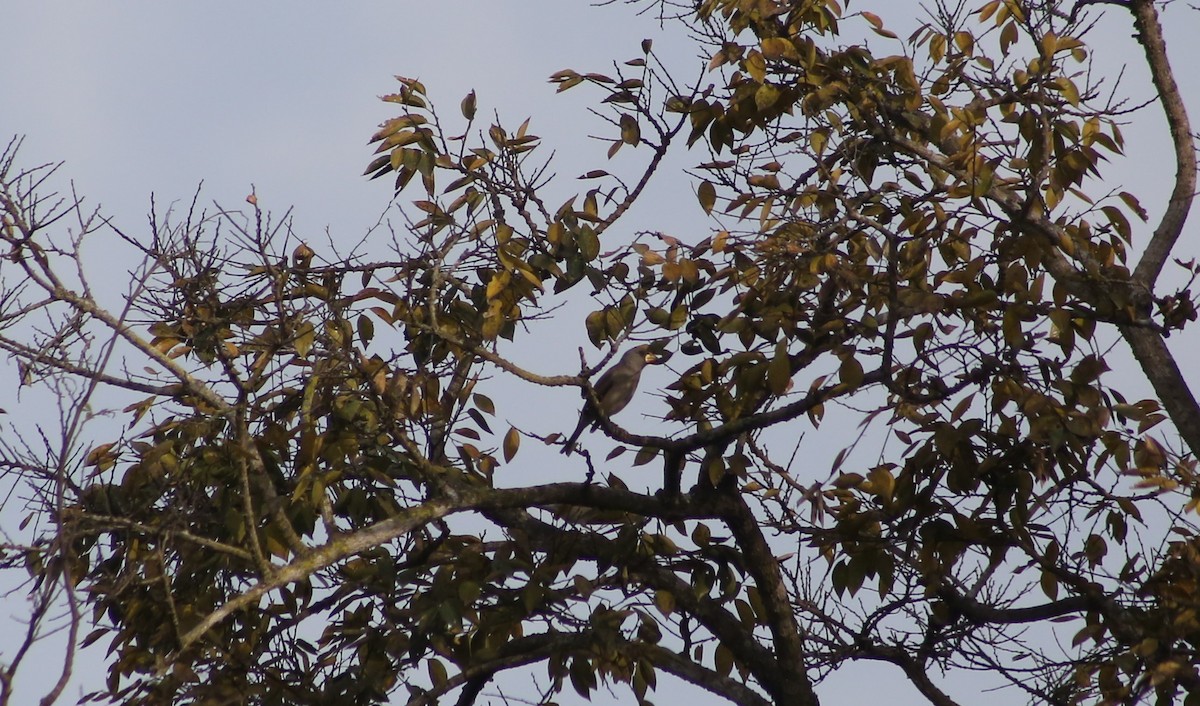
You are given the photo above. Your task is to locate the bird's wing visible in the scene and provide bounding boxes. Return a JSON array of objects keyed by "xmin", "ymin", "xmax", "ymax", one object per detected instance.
[{"xmin": 592, "ymin": 354, "xmax": 631, "ymax": 397}]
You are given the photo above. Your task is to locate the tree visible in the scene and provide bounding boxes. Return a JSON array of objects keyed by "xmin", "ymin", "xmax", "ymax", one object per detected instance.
[{"xmin": 2, "ymin": 0, "xmax": 1199, "ymax": 704}]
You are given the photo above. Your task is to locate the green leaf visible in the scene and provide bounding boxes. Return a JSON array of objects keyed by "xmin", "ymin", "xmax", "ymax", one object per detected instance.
[
  {"xmin": 768, "ymin": 344, "xmax": 791, "ymax": 395},
  {"xmin": 633, "ymin": 446, "xmax": 658, "ymax": 466},
  {"xmin": 356, "ymin": 314, "xmax": 374, "ymax": 345},
  {"xmin": 585, "ymin": 310, "xmax": 606, "ymax": 346},
  {"xmin": 577, "ymin": 225, "xmax": 600, "ymax": 261},
  {"xmin": 1040, "ymin": 569, "xmax": 1059, "ymax": 600}
]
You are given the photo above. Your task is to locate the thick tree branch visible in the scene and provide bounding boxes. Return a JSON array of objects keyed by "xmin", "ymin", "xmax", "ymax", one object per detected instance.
[
  {"xmin": 1128, "ymin": 0, "xmax": 1196, "ymax": 286},
  {"xmin": 484, "ymin": 505, "xmax": 784, "ymax": 684},
  {"xmin": 174, "ymin": 482, "xmax": 721, "ymax": 655},
  {"xmin": 625, "ymin": 641, "xmax": 774, "ymax": 706},
  {"xmin": 717, "ymin": 493, "xmax": 818, "ymax": 706},
  {"xmin": 1120, "ymin": 324, "xmax": 1200, "ymax": 458}
]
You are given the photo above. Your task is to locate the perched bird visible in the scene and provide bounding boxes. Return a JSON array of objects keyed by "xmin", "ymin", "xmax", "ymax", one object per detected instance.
[{"xmin": 561, "ymin": 345, "xmax": 657, "ymax": 455}]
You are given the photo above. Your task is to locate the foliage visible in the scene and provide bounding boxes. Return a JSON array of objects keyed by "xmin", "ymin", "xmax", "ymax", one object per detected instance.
[{"xmin": 2, "ymin": 1, "xmax": 1200, "ymax": 705}]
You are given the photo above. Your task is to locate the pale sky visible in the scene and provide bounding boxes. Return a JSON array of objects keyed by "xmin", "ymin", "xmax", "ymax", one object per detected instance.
[{"xmin": 2, "ymin": 2, "xmax": 1198, "ymax": 705}]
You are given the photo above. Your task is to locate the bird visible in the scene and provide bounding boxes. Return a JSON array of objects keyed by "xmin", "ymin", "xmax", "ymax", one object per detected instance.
[{"xmin": 561, "ymin": 345, "xmax": 657, "ymax": 455}]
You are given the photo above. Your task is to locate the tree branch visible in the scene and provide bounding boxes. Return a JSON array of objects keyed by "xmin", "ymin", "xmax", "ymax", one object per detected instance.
[{"xmin": 1128, "ymin": 0, "xmax": 1196, "ymax": 286}]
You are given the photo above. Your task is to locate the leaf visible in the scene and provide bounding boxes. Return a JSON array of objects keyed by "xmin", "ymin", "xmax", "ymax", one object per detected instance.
[
  {"xmin": 754, "ymin": 83, "xmax": 781, "ymax": 111},
  {"xmin": 356, "ymin": 314, "xmax": 374, "ymax": 345},
  {"xmin": 707, "ymin": 457, "xmax": 726, "ymax": 486},
  {"xmin": 1055, "ymin": 77, "xmax": 1080, "ymax": 107},
  {"xmin": 838, "ymin": 355, "xmax": 864, "ymax": 388},
  {"xmin": 715, "ymin": 644, "xmax": 734, "ymax": 677},
  {"xmin": 954, "ymin": 31, "xmax": 974, "ymax": 55},
  {"xmin": 474, "ymin": 394, "xmax": 495, "ymax": 416},
  {"xmin": 1000, "ymin": 21, "xmax": 1018, "ymax": 55},
  {"xmin": 744, "ymin": 50, "xmax": 766, "ymax": 84},
  {"xmin": 1118, "ymin": 191, "xmax": 1148, "ymax": 221},
  {"xmin": 633, "ymin": 446, "xmax": 658, "ymax": 466},
  {"xmin": 577, "ymin": 226, "xmax": 600, "ymax": 261},
  {"xmin": 428, "ymin": 659, "xmax": 448, "ymax": 688},
  {"xmin": 697, "ymin": 181, "xmax": 717, "ymax": 214},
  {"xmin": 585, "ymin": 310, "xmax": 606, "ymax": 346},
  {"xmin": 1040, "ymin": 569, "xmax": 1059, "ymax": 600},
  {"xmin": 810, "ymin": 129, "xmax": 828, "ymax": 155},
  {"xmin": 768, "ymin": 343, "xmax": 791, "ymax": 395},
  {"xmin": 619, "ymin": 114, "xmax": 641, "ymax": 145},
  {"xmin": 460, "ymin": 90, "xmax": 476, "ymax": 120},
  {"xmin": 760, "ymin": 37, "xmax": 797, "ymax": 62},
  {"xmin": 294, "ymin": 321, "xmax": 315, "ymax": 357},
  {"xmin": 1101, "ymin": 205, "xmax": 1132, "ymax": 242},
  {"xmin": 85, "ymin": 443, "xmax": 116, "ymax": 468},
  {"xmin": 867, "ymin": 466, "xmax": 895, "ymax": 501},
  {"xmin": 459, "ymin": 580, "xmax": 481, "ymax": 604},
  {"xmin": 930, "ymin": 34, "xmax": 946, "ymax": 63},
  {"xmin": 654, "ymin": 589, "xmax": 675, "ymax": 615},
  {"xmin": 570, "ymin": 657, "xmax": 596, "ymax": 697},
  {"xmin": 503, "ymin": 426, "xmax": 520, "ymax": 462}
]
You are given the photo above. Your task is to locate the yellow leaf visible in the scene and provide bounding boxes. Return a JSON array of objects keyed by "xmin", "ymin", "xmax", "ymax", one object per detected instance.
[
  {"xmin": 930, "ymin": 34, "xmax": 946, "ymax": 63},
  {"xmin": 619, "ymin": 114, "xmax": 641, "ymax": 145},
  {"xmin": 486, "ymin": 271, "xmax": 511, "ymax": 300},
  {"xmin": 810, "ymin": 129, "xmax": 828, "ymax": 155},
  {"xmin": 839, "ymin": 355, "xmax": 864, "ymax": 388},
  {"xmin": 1055, "ymin": 77, "xmax": 1080, "ymax": 106},
  {"xmin": 641, "ymin": 249, "xmax": 666, "ymax": 266},
  {"xmin": 503, "ymin": 427, "xmax": 520, "ymax": 462},
  {"xmin": 654, "ymin": 590, "xmax": 675, "ymax": 615},
  {"xmin": 517, "ymin": 266, "xmax": 544, "ymax": 292},
  {"xmin": 1000, "ymin": 22, "xmax": 1018, "ymax": 55},
  {"xmin": 294, "ymin": 321, "xmax": 315, "ymax": 357},
  {"xmin": 954, "ymin": 31, "xmax": 974, "ymax": 55},
  {"xmin": 755, "ymin": 83, "xmax": 781, "ymax": 111},
  {"xmin": 1041, "ymin": 31, "xmax": 1058, "ymax": 58},
  {"xmin": 868, "ymin": 466, "xmax": 895, "ymax": 501},
  {"xmin": 697, "ymin": 181, "xmax": 717, "ymax": 214},
  {"xmin": 744, "ymin": 50, "xmax": 767, "ymax": 84},
  {"xmin": 460, "ymin": 90, "xmax": 476, "ymax": 120},
  {"xmin": 760, "ymin": 37, "xmax": 797, "ymax": 62}
]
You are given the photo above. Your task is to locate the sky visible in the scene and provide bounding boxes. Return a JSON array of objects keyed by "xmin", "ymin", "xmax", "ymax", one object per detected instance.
[{"xmin": 1, "ymin": 1, "xmax": 1199, "ymax": 705}]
